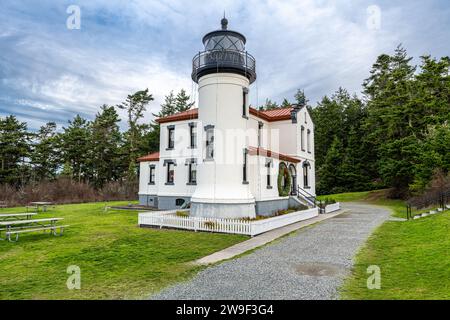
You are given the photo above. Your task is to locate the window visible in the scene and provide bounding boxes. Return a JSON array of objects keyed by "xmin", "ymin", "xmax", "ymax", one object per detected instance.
[
  {"xmin": 175, "ymin": 198, "xmax": 185, "ymax": 207},
  {"xmin": 167, "ymin": 126, "xmax": 175, "ymax": 149},
  {"xmin": 205, "ymin": 125, "xmax": 214, "ymax": 160},
  {"xmin": 149, "ymin": 165, "xmax": 155, "ymax": 185},
  {"xmin": 164, "ymin": 159, "xmax": 176, "ymax": 184},
  {"xmin": 189, "ymin": 123, "xmax": 197, "ymax": 148},
  {"xmin": 167, "ymin": 163, "xmax": 174, "ymax": 183},
  {"xmin": 242, "ymin": 88, "xmax": 249, "ymax": 118},
  {"xmin": 301, "ymin": 126, "xmax": 305, "ymax": 151},
  {"xmin": 243, "ymin": 148, "xmax": 248, "ymax": 184},
  {"xmin": 266, "ymin": 159, "xmax": 272, "ymax": 188},
  {"xmin": 303, "ymin": 161, "xmax": 311, "ymax": 188},
  {"xmin": 186, "ymin": 158, "xmax": 197, "ymax": 185},
  {"xmin": 307, "ymin": 129, "xmax": 311, "ymax": 153},
  {"xmin": 258, "ymin": 122, "xmax": 263, "ymax": 147}
]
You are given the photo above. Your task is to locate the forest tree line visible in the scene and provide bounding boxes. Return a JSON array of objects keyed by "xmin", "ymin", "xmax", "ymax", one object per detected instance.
[
  {"xmin": 0, "ymin": 89, "xmax": 193, "ymax": 193},
  {"xmin": 1, "ymin": 46, "xmax": 449, "ymax": 201},
  {"xmin": 274, "ymin": 46, "xmax": 449, "ymax": 198}
]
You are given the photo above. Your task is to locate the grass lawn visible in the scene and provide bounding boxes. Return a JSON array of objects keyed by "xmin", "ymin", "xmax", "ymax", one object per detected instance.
[
  {"xmin": 319, "ymin": 190, "xmax": 450, "ymax": 299},
  {"xmin": 317, "ymin": 189, "xmax": 427, "ymax": 218},
  {"xmin": 0, "ymin": 202, "xmax": 247, "ymax": 300}
]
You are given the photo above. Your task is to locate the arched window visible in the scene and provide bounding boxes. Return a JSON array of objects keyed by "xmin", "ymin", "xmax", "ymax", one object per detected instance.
[{"xmin": 289, "ymin": 164, "xmax": 297, "ymax": 195}]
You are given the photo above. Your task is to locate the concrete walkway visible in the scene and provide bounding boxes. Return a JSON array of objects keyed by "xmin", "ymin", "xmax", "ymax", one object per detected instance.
[
  {"xmin": 151, "ymin": 203, "xmax": 391, "ymax": 300},
  {"xmin": 195, "ymin": 209, "xmax": 349, "ymax": 265}
]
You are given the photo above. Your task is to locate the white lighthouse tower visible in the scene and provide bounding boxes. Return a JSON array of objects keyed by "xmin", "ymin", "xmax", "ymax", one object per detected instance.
[{"xmin": 190, "ymin": 17, "xmax": 257, "ymax": 219}]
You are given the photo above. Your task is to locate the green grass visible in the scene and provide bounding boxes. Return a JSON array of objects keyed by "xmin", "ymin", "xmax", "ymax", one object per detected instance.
[
  {"xmin": 0, "ymin": 202, "xmax": 247, "ymax": 300},
  {"xmin": 317, "ymin": 189, "xmax": 423, "ymax": 218},
  {"xmin": 317, "ymin": 190, "xmax": 371, "ymax": 202},
  {"xmin": 341, "ymin": 210, "xmax": 450, "ymax": 299},
  {"xmin": 322, "ymin": 190, "xmax": 450, "ymax": 299}
]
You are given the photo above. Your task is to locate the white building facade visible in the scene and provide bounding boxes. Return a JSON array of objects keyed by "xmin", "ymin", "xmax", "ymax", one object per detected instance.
[{"xmin": 138, "ymin": 18, "xmax": 315, "ymax": 219}]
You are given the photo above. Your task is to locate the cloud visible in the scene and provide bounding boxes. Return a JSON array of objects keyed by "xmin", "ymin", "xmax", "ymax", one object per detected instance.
[{"xmin": 0, "ymin": 0, "xmax": 449, "ymax": 130}]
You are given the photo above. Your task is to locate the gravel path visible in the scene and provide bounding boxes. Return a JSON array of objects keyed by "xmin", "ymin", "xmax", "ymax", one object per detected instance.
[{"xmin": 151, "ymin": 203, "xmax": 391, "ymax": 300}]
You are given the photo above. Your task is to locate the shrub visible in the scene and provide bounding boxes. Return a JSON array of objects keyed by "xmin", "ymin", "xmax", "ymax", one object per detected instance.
[
  {"xmin": 203, "ymin": 221, "xmax": 217, "ymax": 229},
  {"xmin": 0, "ymin": 178, "xmax": 137, "ymax": 206},
  {"xmin": 175, "ymin": 211, "xmax": 189, "ymax": 217}
]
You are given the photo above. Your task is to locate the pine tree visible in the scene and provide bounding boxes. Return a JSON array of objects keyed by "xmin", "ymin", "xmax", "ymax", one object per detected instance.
[
  {"xmin": 317, "ymin": 136, "xmax": 344, "ymax": 194},
  {"xmin": 281, "ymin": 98, "xmax": 291, "ymax": 108},
  {"xmin": 90, "ymin": 105, "xmax": 123, "ymax": 188},
  {"xmin": 175, "ymin": 89, "xmax": 194, "ymax": 113},
  {"xmin": 60, "ymin": 115, "xmax": 91, "ymax": 183},
  {"xmin": 118, "ymin": 89, "xmax": 154, "ymax": 180},
  {"xmin": 259, "ymin": 98, "xmax": 278, "ymax": 110},
  {"xmin": 363, "ymin": 45, "xmax": 418, "ymax": 195},
  {"xmin": 30, "ymin": 122, "xmax": 60, "ymax": 181},
  {"xmin": 294, "ymin": 89, "xmax": 308, "ymax": 107},
  {"xmin": 0, "ymin": 115, "xmax": 31, "ymax": 185}
]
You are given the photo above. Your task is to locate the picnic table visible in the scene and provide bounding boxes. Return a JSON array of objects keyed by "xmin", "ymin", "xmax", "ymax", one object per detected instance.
[
  {"xmin": 0, "ymin": 218, "xmax": 67, "ymax": 242},
  {"xmin": 29, "ymin": 202, "xmax": 54, "ymax": 212},
  {"xmin": 0, "ymin": 213, "xmax": 37, "ymax": 221},
  {"xmin": 0, "ymin": 201, "xmax": 7, "ymax": 209}
]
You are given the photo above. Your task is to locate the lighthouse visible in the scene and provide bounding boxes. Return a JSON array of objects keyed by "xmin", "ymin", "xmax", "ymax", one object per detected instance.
[{"xmin": 190, "ymin": 17, "xmax": 257, "ymax": 218}]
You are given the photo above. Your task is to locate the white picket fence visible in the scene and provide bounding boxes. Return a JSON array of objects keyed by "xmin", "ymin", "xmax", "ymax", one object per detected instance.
[
  {"xmin": 138, "ymin": 207, "xmax": 319, "ymax": 236},
  {"xmin": 325, "ymin": 202, "xmax": 341, "ymax": 214}
]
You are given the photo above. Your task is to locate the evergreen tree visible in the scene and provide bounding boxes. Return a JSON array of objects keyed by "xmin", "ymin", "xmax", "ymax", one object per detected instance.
[
  {"xmin": 259, "ymin": 98, "xmax": 278, "ymax": 111},
  {"xmin": 0, "ymin": 115, "xmax": 31, "ymax": 185},
  {"xmin": 90, "ymin": 105, "xmax": 123, "ymax": 188},
  {"xmin": 363, "ymin": 45, "xmax": 418, "ymax": 195},
  {"xmin": 281, "ymin": 98, "xmax": 291, "ymax": 108},
  {"xmin": 60, "ymin": 115, "xmax": 91, "ymax": 183},
  {"xmin": 294, "ymin": 89, "xmax": 308, "ymax": 107},
  {"xmin": 118, "ymin": 89, "xmax": 154, "ymax": 180},
  {"xmin": 317, "ymin": 136, "xmax": 344, "ymax": 194},
  {"xmin": 30, "ymin": 122, "xmax": 60, "ymax": 181},
  {"xmin": 175, "ymin": 89, "xmax": 195, "ymax": 113}
]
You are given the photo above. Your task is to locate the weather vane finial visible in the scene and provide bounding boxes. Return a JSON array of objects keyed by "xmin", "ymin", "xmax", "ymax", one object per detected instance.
[{"xmin": 221, "ymin": 12, "xmax": 228, "ymax": 30}]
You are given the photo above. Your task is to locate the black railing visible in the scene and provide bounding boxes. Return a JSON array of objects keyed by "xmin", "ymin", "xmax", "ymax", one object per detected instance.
[
  {"xmin": 406, "ymin": 189, "xmax": 450, "ymax": 220},
  {"xmin": 192, "ymin": 49, "xmax": 256, "ymax": 83},
  {"xmin": 297, "ymin": 185, "xmax": 317, "ymax": 208}
]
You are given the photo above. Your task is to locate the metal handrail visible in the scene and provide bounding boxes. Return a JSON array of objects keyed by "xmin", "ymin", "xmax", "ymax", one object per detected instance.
[
  {"xmin": 297, "ymin": 185, "xmax": 317, "ymax": 208},
  {"xmin": 192, "ymin": 49, "xmax": 256, "ymax": 83}
]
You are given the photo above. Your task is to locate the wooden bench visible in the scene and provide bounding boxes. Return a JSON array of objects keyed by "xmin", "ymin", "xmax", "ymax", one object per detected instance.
[{"xmin": 5, "ymin": 225, "xmax": 69, "ymax": 242}]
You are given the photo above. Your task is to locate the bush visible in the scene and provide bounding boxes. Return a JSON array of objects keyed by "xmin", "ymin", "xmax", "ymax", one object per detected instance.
[
  {"xmin": 318, "ymin": 198, "xmax": 336, "ymax": 209},
  {"xmin": 175, "ymin": 211, "xmax": 189, "ymax": 217},
  {"xmin": 203, "ymin": 221, "xmax": 217, "ymax": 229},
  {"xmin": 0, "ymin": 178, "xmax": 137, "ymax": 206}
]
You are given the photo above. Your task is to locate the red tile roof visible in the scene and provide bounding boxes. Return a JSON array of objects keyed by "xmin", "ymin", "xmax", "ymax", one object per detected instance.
[
  {"xmin": 249, "ymin": 107, "xmax": 293, "ymax": 122},
  {"xmin": 137, "ymin": 151, "xmax": 160, "ymax": 162},
  {"xmin": 155, "ymin": 109, "xmax": 199, "ymax": 123},
  {"xmin": 155, "ymin": 107, "xmax": 294, "ymax": 123},
  {"xmin": 248, "ymin": 146, "xmax": 301, "ymax": 163}
]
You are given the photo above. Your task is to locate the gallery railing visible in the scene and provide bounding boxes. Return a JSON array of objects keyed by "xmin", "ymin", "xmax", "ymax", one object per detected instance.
[{"xmin": 192, "ymin": 49, "xmax": 257, "ymax": 83}]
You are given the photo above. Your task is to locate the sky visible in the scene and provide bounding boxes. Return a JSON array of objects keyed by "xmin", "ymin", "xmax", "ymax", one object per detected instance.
[{"xmin": 1, "ymin": 0, "xmax": 449, "ymax": 131}]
